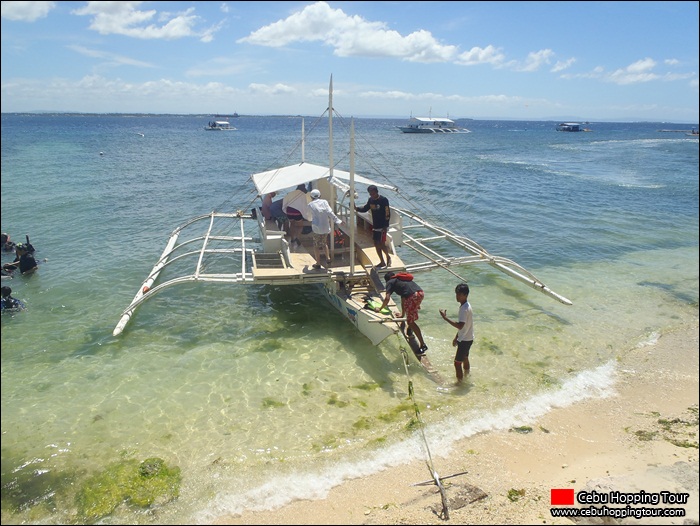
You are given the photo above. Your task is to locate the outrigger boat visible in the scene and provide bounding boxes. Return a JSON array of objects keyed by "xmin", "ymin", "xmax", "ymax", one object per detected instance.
[
  {"xmin": 114, "ymin": 77, "xmax": 571, "ymax": 355},
  {"xmin": 397, "ymin": 116, "xmax": 470, "ymax": 133},
  {"xmin": 204, "ymin": 120, "xmax": 236, "ymax": 131}
]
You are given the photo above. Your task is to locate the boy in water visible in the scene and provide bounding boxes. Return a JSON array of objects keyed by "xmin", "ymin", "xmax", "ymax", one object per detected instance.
[{"xmin": 439, "ymin": 283, "xmax": 473, "ymax": 383}]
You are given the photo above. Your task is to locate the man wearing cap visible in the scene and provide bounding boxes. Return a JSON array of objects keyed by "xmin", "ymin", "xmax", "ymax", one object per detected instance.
[{"xmin": 307, "ymin": 189, "xmax": 343, "ymax": 270}]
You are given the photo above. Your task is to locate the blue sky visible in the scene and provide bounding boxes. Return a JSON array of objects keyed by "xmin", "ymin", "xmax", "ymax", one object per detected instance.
[{"xmin": 1, "ymin": 1, "xmax": 698, "ymax": 121}]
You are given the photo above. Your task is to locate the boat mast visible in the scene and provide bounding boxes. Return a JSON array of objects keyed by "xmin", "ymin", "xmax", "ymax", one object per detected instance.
[
  {"xmin": 328, "ymin": 75, "xmax": 333, "ymax": 182},
  {"xmin": 328, "ymin": 75, "xmax": 336, "ymax": 262},
  {"xmin": 349, "ymin": 118, "xmax": 356, "ymax": 277}
]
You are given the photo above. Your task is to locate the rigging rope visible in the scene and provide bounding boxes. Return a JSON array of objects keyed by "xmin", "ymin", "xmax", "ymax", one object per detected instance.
[{"xmin": 329, "ymin": 111, "xmax": 476, "ymax": 245}]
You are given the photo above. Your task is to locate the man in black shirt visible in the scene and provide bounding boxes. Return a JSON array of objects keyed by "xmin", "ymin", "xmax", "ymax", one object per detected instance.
[
  {"xmin": 355, "ymin": 185, "xmax": 392, "ymax": 268},
  {"xmin": 3, "ymin": 243, "xmax": 37, "ymax": 275}
]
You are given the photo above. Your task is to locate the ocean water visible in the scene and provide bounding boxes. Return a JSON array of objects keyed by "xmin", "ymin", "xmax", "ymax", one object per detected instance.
[{"xmin": 1, "ymin": 113, "xmax": 698, "ymax": 525}]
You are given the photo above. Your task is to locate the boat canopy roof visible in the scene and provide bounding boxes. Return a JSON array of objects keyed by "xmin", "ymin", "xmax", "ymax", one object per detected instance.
[
  {"xmin": 412, "ymin": 117, "xmax": 455, "ymax": 124},
  {"xmin": 214, "ymin": 120, "xmax": 230, "ymax": 125},
  {"xmin": 252, "ymin": 162, "xmax": 396, "ymax": 196}
]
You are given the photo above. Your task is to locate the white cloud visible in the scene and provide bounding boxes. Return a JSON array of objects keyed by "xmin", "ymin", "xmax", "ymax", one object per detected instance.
[
  {"xmin": 1, "ymin": 1, "xmax": 55, "ymax": 21},
  {"xmin": 515, "ymin": 49, "xmax": 555, "ymax": 72},
  {"xmin": 71, "ymin": 1, "xmax": 221, "ymax": 42},
  {"xmin": 238, "ymin": 1, "xmax": 579, "ymax": 74},
  {"xmin": 661, "ymin": 72, "xmax": 696, "ymax": 82},
  {"xmin": 560, "ymin": 58, "xmax": 692, "ymax": 86},
  {"xmin": 0, "ymin": 74, "xmax": 245, "ymax": 112},
  {"xmin": 360, "ymin": 90, "xmax": 441, "ymax": 101},
  {"xmin": 67, "ymin": 44, "xmax": 155, "ymax": 68},
  {"xmin": 238, "ymin": 1, "xmax": 458, "ymax": 64},
  {"xmin": 607, "ymin": 57, "xmax": 658, "ymax": 84},
  {"xmin": 551, "ymin": 57, "xmax": 576, "ymax": 73},
  {"xmin": 358, "ymin": 89, "xmax": 549, "ymax": 112},
  {"xmin": 454, "ymin": 45, "xmax": 505, "ymax": 66},
  {"xmin": 248, "ymin": 83, "xmax": 296, "ymax": 96}
]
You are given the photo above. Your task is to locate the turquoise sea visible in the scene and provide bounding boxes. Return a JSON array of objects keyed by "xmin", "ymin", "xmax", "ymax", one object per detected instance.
[{"xmin": 1, "ymin": 113, "xmax": 698, "ymax": 524}]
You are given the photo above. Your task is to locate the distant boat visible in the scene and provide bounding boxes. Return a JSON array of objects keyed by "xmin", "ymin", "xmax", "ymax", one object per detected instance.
[
  {"xmin": 556, "ymin": 122, "xmax": 591, "ymax": 132},
  {"xmin": 204, "ymin": 120, "xmax": 236, "ymax": 131},
  {"xmin": 397, "ymin": 117, "xmax": 470, "ymax": 134},
  {"xmin": 686, "ymin": 128, "xmax": 699, "ymax": 137}
]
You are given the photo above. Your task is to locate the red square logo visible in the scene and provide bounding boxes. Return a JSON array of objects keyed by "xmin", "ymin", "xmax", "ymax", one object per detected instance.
[{"xmin": 551, "ymin": 488, "xmax": 575, "ymax": 505}]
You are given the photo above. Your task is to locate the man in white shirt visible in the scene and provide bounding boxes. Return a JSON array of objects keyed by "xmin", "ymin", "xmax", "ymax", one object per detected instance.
[
  {"xmin": 307, "ymin": 189, "xmax": 342, "ymax": 270},
  {"xmin": 282, "ymin": 184, "xmax": 312, "ymax": 247},
  {"xmin": 439, "ymin": 283, "xmax": 474, "ymax": 384}
]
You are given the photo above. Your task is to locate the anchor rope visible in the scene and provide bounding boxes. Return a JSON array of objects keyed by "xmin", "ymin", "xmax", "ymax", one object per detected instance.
[{"xmin": 393, "ymin": 331, "xmax": 451, "ymax": 520}]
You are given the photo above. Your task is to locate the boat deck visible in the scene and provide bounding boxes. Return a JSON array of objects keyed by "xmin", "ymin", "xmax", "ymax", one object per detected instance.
[{"xmin": 251, "ymin": 214, "xmax": 405, "ymax": 284}]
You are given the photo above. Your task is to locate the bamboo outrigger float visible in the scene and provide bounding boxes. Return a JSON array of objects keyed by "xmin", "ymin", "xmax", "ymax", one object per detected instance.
[{"xmin": 114, "ymin": 77, "xmax": 571, "ymax": 343}]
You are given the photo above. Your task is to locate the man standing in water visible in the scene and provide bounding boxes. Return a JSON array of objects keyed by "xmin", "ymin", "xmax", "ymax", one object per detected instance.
[
  {"xmin": 440, "ymin": 283, "xmax": 473, "ymax": 383},
  {"xmin": 376, "ymin": 271, "xmax": 428, "ymax": 354},
  {"xmin": 354, "ymin": 185, "xmax": 392, "ymax": 268}
]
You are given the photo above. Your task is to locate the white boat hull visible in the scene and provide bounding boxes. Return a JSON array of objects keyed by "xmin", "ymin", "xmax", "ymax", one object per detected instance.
[
  {"xmin": 398, "ymin": 126, "xmax": 464, "ymax": 133},
  {"xmin": 320, "ymin": 281, "xmax": 399, "ymax": 346}
]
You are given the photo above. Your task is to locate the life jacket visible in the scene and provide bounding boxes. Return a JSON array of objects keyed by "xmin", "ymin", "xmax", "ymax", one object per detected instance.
[{"xmin": 394, "ymin": 272, "xmax": 413, "ymax": 281}]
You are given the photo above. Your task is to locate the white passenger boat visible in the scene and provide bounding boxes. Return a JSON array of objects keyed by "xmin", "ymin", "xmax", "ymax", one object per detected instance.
[
  {"xmin": 204, "ymin": 120, "xmax": 236, "ymax": 131},
  {"xmin": 397, "ymin": 117, "xmax": 470, "ymax": 133},
  {"xmin": 556, "ymin": 122, "xmax": 592, "ymax": 132},
  {"xmin": 114, "ymin": 78, "xmax": 571, "ymax": 350}
]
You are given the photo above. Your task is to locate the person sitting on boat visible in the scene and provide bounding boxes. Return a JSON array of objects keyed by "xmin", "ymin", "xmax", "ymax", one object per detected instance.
[
  {"xmin": 1, "ymin": 286, "xmax": 25, "ymax": 312},
  {"xmin": 307, "ymin": 189, "xmax": 343, "ymax": 269},
  {"xmin": 261, "ymin": 192, "xmax": 276, "ymax": 220},
  {"xmin": 354, "ymin": 185, "xmax": 392, "ymax": 269},
  {"xmin": 2, "ymin": 243, "xmax": 38, "ymax": 275},
  {"xmin": 262, "ymin": 192, "xmax": 287, "ymax": 231},
  {"xmin": 282, "ymin": 184, "xmax": 312, "ymax": 248},
  {"xmin": 376, "ymin": 271, "xmax": 428, "ymax": 355}
]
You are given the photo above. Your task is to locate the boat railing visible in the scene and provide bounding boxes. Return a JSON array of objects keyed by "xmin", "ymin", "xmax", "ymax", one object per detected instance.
[{"xmin": 255, "ymin": 206, "xmax": 287, "ymax": 253}]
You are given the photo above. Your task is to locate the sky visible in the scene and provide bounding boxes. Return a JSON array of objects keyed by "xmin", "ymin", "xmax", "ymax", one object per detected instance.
[{"xmin": 1, "ymin": 1, "xmax": 698, "ymax": 121}]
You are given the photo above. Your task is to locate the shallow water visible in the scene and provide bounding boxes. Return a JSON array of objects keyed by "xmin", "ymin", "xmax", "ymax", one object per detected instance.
[{"xmin": 1, "ymin": 114, "xmax": 698, "ymax": 524}]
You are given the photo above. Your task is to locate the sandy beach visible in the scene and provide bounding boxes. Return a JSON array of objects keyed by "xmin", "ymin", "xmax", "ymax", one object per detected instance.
[{"xmin": 215, "ymin": 321, "xmax": 699, "ymax": 525}]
